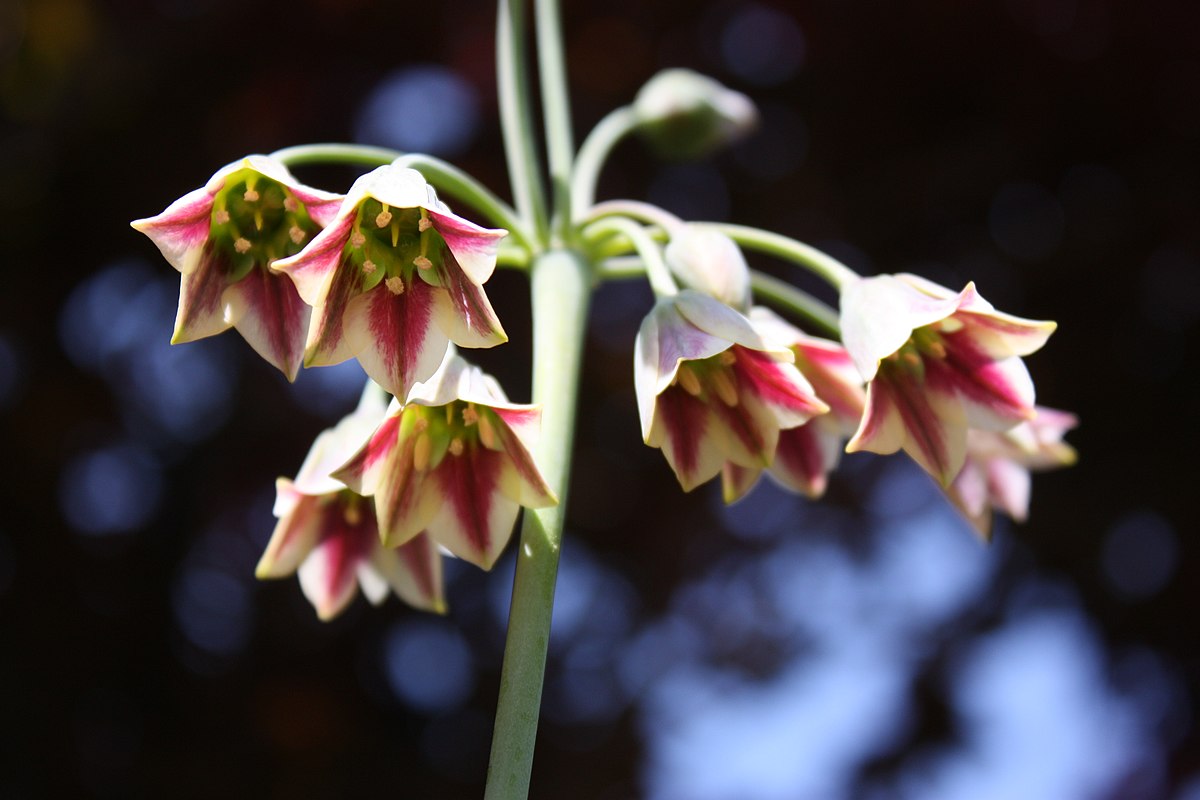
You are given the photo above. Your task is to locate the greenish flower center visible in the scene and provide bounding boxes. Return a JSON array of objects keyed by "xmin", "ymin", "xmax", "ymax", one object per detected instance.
[
  {"xmin": 671, "ymin": 349, "xmax": 741, "ymax": 406},
  {"xmin": 401, "ymin": 400, "xmax": 504, "ymax": 472},
  {"xmin": 343, "ymin": 198, "xmax": 448, "ymax": 295},
  {"xmin": 209, "ymin": 168, "xmax": 321, "ymax": 280}
]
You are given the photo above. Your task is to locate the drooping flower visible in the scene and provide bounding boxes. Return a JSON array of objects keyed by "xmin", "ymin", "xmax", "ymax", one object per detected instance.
[
  {"xmin": 839, "ymin": 273, "xmax": 1057, "ymax": 486},
  {"xmin": 635, "ymin": 290, "xmax": 829, "ymax": 493},
  {"xmin": 131, "ymin": 155, "xmax": 344, "ymax": 380},
  {"xmin": 947, "ymin": 406, "xmax": 1078, "ymax": 538},
  {"xmin": 256, "ymin": 386, "xmax": 445, "ymax": 620},
  {"xmin": 721, "ymin": 307, "xmax": 867, "ymax": 502},
  {"xmin": 335, "ymin": 350, "xmax": 555, "ymax": 571},
  {"xmin": 272, "ymin": 164, "xmax": 508, "ymax": 399}
]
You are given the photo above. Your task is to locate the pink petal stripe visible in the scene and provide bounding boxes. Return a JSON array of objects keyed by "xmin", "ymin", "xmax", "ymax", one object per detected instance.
[
  {"xmin": 429, "ymin": 210, "xmax": 506, "ymax": 285},
  {"xmin": 333, "ymin": 413, "xmax": 401, "ymax": 495},
  {"xmin": 303, "ymin": 257, "xmax": 362, "ymax": 367},
  {"xmin": 347, "ymin": 278, "xmax": 447, "ymax": 398},
  {"xmin": 131, "ymin": 186, "xmax": 214, "ymax": 271},
  {"xmin": 257, "ymin": 488, "xmax": 321, "ymax": 578},
  {"xmin": 172, "ymin": 243, "xmax": 233, "ymax": 343},
  {"xmin": 491, "ymin": 408, "xmax": 555, "ymax": 507},
  {"xmin": 886, "ymin": 372, "xmax": 966, "ymax": 485},
  {"xmin": 772, "ymin": 423, "xmax": 829, "ymax": 498},
  {"xmin": 434, "ymin": 443, "xmax": 503, "ymax": 565},
  {"xmin": 372, "ymin": 436, "xmax": 438, "ymax": 547},
  {"xmin": 721, "ymin": 462, "xmax": 761, "ymax": 503},
  {"xmin": 654, "ymin": 386, "xmax": 723, "ymax": 490},
  {"xmin": 227, "ymin": 266, "xmax": 311, "ymax": 381},
  {"xmin": 433, "ymin": 253, "xmax": 507, "ymax": 348},
  {"xmin": 299, "ymin": 500, "xmax": 375, "ymax": 620},
  {"xmin": 273, "ymin": 213, "xmax": 357, "ymax": 306},
  {"xmin": 733, "ymin": 347, "xmax": 828, "ymax": 419},
  {"xmin": 932, "ymin": 331, "xmax": 1034, "ymax": 425},
  {"xmin": 394, "ymin": 533, "xmax": 442, "ymax": 608},
  {"xmin": 709, "ymin": 392, "xmax": 771, "ymax": 464}
]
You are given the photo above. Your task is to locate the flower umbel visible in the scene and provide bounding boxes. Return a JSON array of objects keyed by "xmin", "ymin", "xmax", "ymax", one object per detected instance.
[
  {"xmin": 131, "ymin": 155, "xmax": 343, "ymax": 380},
  {"xmin": 273, "ymin": 164, "xmax": 508, "ymax": 398},
  {"xmin": 635, "ymin": 291, "xmax": 829, "ymax": 493},
  {"xmin": 255, "ymin": 386, "xmax": 445, "ymax": 620},
  {"xmin": 336, "ymin": 350, "xmax": 556, "ymax": 570},
  {"xmin": 840, "ymin": 273, "xmax": 1056, "ymax": 486}
]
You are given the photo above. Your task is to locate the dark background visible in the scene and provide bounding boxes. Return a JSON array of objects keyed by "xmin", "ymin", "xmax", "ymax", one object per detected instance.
[{"xmin": 2, "ymin": 0, "xmax": 1198, "ymax": 797}]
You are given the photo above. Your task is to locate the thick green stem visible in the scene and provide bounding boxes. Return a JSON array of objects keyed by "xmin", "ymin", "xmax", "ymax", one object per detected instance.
[
  {"xmin": 571, "ymin": 106, "xmax": 639, "ymax": 220},
  {"xmin": 270, "ymin": 142, "xmax": 399, "ymax": 168},
  {"xmin": 535, "ymin": 0, "xmax": 575, "ymax": 238},
  {"xmin": 484, "ymin": 249, "xmax": 591, "ymax": 800},
  {"xmin": 497, "ymin": 0, "xmax": 549, "ymax": 246}
]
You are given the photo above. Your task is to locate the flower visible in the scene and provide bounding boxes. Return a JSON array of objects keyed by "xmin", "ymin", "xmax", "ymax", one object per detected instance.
[
  {"xmin": 255, "ymin": 386, "xmax": 445, "ymax": 620},
  {"xmin": 633, "ymin": 69, "xmax": 758, "ymax": 159},
  {"xmin": 131, "ymin": 155, "xmax": 344, "ymax": 380},
  {"xmin": 665, "ymin": 226, "xmax": 752, "ymax": 312},
  {"xmin": 272, "ymin": 164, "xmax": 508, "ymax": 399},
  {"xmin": 721, "ymin": 307, "xmax": 867, "ymax": 501},
  {"xmin": 635, "ymin": 290, "xmax": 829, "ymax": 493},
  {"xmin": 839, "ymin": 273, "xmax": 1056, "ymax": 486},
  {"xmin": 335, "ymin": 350, "xmax": 555, "ymax": 571},
  {"xmin": 947, "ymin": 406, "xmax": 1078, "ymax": 538}
]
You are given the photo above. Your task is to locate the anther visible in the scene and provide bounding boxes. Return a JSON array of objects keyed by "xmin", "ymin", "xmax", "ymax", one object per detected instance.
[
  {"xmin": 926, "ymin": 341, "xmax": 947, "ymax": 359},
  {"xmin": 461, "ymin": 405, "xmax": 479, "ymax": 426},
  {"xmin": 362, "ymin": 260, "xmax": 377, "ymax": 275},
  {"xmin": 418, "ymin": 218, "xmax": 432, "ymax": 232},
  {"xmin": 448, "ymin": 438, "xmax": 464, "ymax": 456},
  {"xmin": 903, "ymin": 352, "xmax": 921, "ymax": 366},
  {"xmin": 375, "ymin": 205, "xmax": 393, "ymax": 228},
  {"xmin": 243, "ymin": 189, "xmax": 260, "ymax": 202},
  {"xmin": 283, "ymin": 197, "xmax": 299, "ymax": 213},
  {"xmin": 385, "ymin": 276, "xmax": 405, "ymax": 295},
  {"xmin": 477, "ymin": 413, "xmax": 497, "ymax": 449},
  {"xmin": 676, "ymin": 366, "xmax": 702, "ymax": 396},
  {"xmin": 289, "ymin": 225, "xmax": 305, "ymax": 244},
  {"xmin": 413, "ymin": 256, "xmax": 433, "ymax": 271},
  {"xmin": 412, "ymin": 417, "xmax": 430, "ymax": 434},
  {"xmin": 350, "ymin": 230, "xmax": 366, "ymax": 248},
  {"xmin": 718, "ymin": 350, "xmax": 737, "ymax": 367},
  {"xmin": 234, "ymin": 237, "xmax": 252, "ymax": 253},
  {"xmin": 214, "ymin": 209, "xmax": 230, "ymax": 224},
  {"xmin": 711, "ymin": 370, "xmax": 739, "ymax": 406},
  {"xmin": 413, "ymin": 432, "xmax": 432, "ymax": 472}
]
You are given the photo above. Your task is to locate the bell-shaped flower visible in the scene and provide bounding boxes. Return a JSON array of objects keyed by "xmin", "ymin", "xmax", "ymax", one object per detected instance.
[
  {"xmin": 256, "ymin": 387, "xmax": 445, "ymax": 620},
  {"xmin": 272, "ymin": 164, "xmax": 508, "ymax": 399},
  {"xmin": 335, "ymin": 350, "xmax": 555, "ymax": 571},
  {"xmin": 665, "ymin": 227, "xmax": 752, "ymax": 312},
  {"xmin": 840, "ymin": 273, "xmax": 1057, "ymax": 486},
  {"xmin": 948, "ymin": 406, "xmax": 1078, "ymax": 538},
  {"xmin": 721, "ymin": 307, "xmax": 867, "ymax": 502},
  {"xmin": 131, "ymin": 155, "xmax": 344, "ymax": 380},
  {"xmin": 635, "ymin": 291, "xmax": 829, "ymax": 493}
]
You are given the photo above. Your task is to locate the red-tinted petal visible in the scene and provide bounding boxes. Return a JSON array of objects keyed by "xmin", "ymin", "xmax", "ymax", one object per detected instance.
[
  {"xmin": 226, "ymin": 266, "xmax": 311, "ymax": 381},
  {"xmin": 345, "ymin": 278, "xmax": 448, "ymax": 398},
  {"xmin": 172, "ymin": 242, "xmax": 233, "ymax": 343}
]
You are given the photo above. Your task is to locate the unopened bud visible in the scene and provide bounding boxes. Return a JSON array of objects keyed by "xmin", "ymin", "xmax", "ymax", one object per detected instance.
[
  {"xmin": 633, "ymin": 69, "xmax": 758, "ymax": 160},
  {"xmin": 665, "ymin": 227, "xmax": 751, "ymax": 311}
]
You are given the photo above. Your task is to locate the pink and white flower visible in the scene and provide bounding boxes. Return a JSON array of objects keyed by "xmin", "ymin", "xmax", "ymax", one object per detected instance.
[
  {"xmin": 335, "ymin": 350, "xmax": 555, "ymax": 571},
  {"xmin": 839, "ymin": 273, "xmax": 1056, "ymax": 486},
  {"xmin": 255, "ymin": 387, "xmax": 445, "ymax": 620},
  {"xmin": 272, "ymin": 164, "xmax": 508, "ymax": 399},
  {"xmin": 722, "ymin": 307, "xmax": 866, "ymax": 501},
  {"xmin": 948, "ymin": 406, "xmax": 1078, "ymax": 538},
  {"xmin": 131, "ymin": 155, "xmax": 343, "ymax": 380},
  {"xmin": 635, "ymin": 291, "xmax": 829, "ymax": 493}
]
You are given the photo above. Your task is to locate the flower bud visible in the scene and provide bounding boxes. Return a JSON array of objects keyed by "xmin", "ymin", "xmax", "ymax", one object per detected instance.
[
  {"xmin": 633, "ymin": 69, "xmax": 758, "ymax": 159},
  {"xmin": 665, "ymin": 226, "xmax": 752, "ymax": 311}
]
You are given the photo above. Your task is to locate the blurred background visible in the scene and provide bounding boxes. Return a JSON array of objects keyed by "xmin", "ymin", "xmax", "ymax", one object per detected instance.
[{"xmin": 3, "ymin": 0, "xmax": 1198, "ymax": 797}]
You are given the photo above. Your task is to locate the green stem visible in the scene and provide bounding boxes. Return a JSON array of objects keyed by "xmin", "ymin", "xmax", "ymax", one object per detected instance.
[
  {"xmin": 535, "ymin": 0, "xmax": 575, "ymax": 240},
  {"xmin": 584, "ymin": 217, "xmax": 675, "ymax": 296},
  {"xmin": 697, "ymin": 223, "xmax": 859, "ymax": 290},
  {"xmin": 484, "ymin": 249, "xmax": 592, "ymax": 800},
  {"xmin": 392, "ymin": 154, "xmax": 535, "ymax": 250},
  {"xmin": 497, "ymin": 0, "xmax": 549, "ymax": 246},
  {"xmin": 270, "ymin": 142, "xmax": 399, "ymax": 168},
  {"xmin": 571, "ymin": 106, "xmax": 639, "ymax": 220},
  {"xmin": 584, "ymin": 198, "xmax": 682, "ymax": 233},
  {"xmin": 749, "ymin": 269, "xmax": 841, "ymax": 337}
]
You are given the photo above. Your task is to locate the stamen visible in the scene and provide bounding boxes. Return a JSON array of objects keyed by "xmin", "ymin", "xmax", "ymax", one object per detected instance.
[
  {"xmin": 391, "ymin": 221, "xmax": 400, "ymax": 248},
  {"xmin": 718, "ymin": 350, "xmax": 737, "ymax": 367},
  {"xmin": 362, "ymin": 260, "xmax": 377, "ymax": 275},
  {"xmin": 385, "ymin": 276, "xmax": 405, "ymax": 295},
  {"xmin": 283, "ymin": 196, "xmax": 299, "ymax": 213},
  {"xmin": 711, "ymin": 369, "xmax": 739, "ymax": 406},
  {"xmin": 418, "ymin": 217, "xmax": 432, "ymax": 232},
  {"xmin": 243, "ymin": 188, "xmax": 260, "ymax": 202},
  {"xmin": 412, "ymin": 417, "xmax": 430, "ymax": 434},
  {"xmin": 343, "ymin": 500, "xmax": 362, "ymax": 526},
  {"xmin": 903, "ymin": 352, "xmax": 921, "ymax": 366},
  {"xmin": 350, "ymin": 230, "xmax": 366, "ymax": 248},
  {"xmin": 234, "ymin": 237, "xmax": 252, "ymax": 254},
  {"xmin": 214, "ymin": 209, "xmax": 230, "ymax": 224},
  {"xmin": 676, "ymin": 365, "xmax": 702, "ymax": 396},
  {"xmin": 477, "ymin": 412, "xmax": 497, "ymax": 449},
  {"xmin": 413, "ymin": 256, "xmax": 433, "ymax": 271},
  {"xmin": 413, "ymin": 432, "xmax": 432, "ymax": 472},
  {"xmin": 448, "ymin": 438, "xmax": 464, "ymax": 456},
  {"xmin": 445, "ymin": 404, "xmax": 456, "ymax": 425},
  {"xmin": 289, "ymin": 225, "xmax": 305, "ymax": 244},
  {"xmin": 461, "ymin": 405, "xmax": 479, "ymax": 426},
  {"xmin": 254, "ymin": 210, "xmax": 264, "ymax": 231},
  {"xmin": 926, "ymin": 341, "xmax": 947, "ymax": 359},
  {"xmin": 375, "ymin": 204, "xmax": 392, "ymax": 228}
]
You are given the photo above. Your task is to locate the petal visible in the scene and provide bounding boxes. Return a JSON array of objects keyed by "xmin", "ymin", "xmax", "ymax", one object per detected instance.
[
  {"xmin": 839, "ymin": 275, "xmax": 964, "ymax": 381},
  {"xmin": 946, "ymin": 459, "xmax": 993, "ymax": 539},
  {"xmin": 709, "ymin": 389, "xmax": 779, "ymax": 467},
  {"xmin": 721, "ymin": 462, "xmax": 762, "ymax": 504},
  {"xmin": 130, "ymin": 186, "xmax": 215, "ymax": 272},
  {"xmin": 674, "ymin": 291, "xmax": 786, "ymax": 357},
  {"xmin": 957, "ymin": 310, "xmax": 1057, "ymax": 360},
  {"xmin": 491, "ymin": 407, "xmax": 557, "ymax": 508},
  {"xmin": 732, "ymin": 347, "xmax": 828, "ymax": 429},
  {"xmin": 370, "ymin": 532, "xmax": 447, "ymax": 612},
  {"xmin": 931, "ymin": 332, "xmax": 1037, "ymax": 429},
  {"xmin": 333, "ymin": 412, "xmax": 402, "ymax": 496},
  {"xmin": 986, "ymin": 457, "xmax": 1031, "ymax": 522},
  {"xmin": 427, "ymin": 444, "xmax": 520, "ymax": 569},
  {"xmin": 171, "ymin": 243, "xmax": 234, "ymax": 344},
  {"xmin": 272, "ymin": 212, "xmax": 358, "ymax": 306},
  {"xmin": 429, "ymin": 253, "xmax": 508, "ymax": 348},
  {"xmin": 665, "ymin": 228, "xmax": 751, "ymax": 311},
  {"xmin": 344, "ymin": 279, "xmax": 450, "ymax": 398},
  {"xmin": 428, "ymin": 209, "xmax": 507, "ymax": 286},
  {"xmin": 301, "ymin": 254, "xmax": 363, "ymax": 368},
  {"xmin": 770, "ymin": 422, "xmax": 835, "ymax": 498},
  {"xmin": 256, "ymin": 480, "xmax": 322, "ymax": 578},
  {"xmin": 225, "ymin": 266, "xmax": 311, "ymax": 381},
  {"xmin": 297, "ymin": 504, "xmax": 375, "ymax": 621},
  {"xmin": 647, "ymin": 386, "xmax": 727, "ymax": 491}
]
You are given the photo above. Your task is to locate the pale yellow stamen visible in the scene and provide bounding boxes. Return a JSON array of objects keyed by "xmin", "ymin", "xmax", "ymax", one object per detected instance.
[
  {"xmin": 418, "ymin": 217, "xmax": 432, "ymax": 232},
  {"xmin": 413, "ymin": 256, "xmax": 433, "ymax": 271},
  {"xmin": 711, "ymin": 369, "xmax": 739, "ymax": 406},
  {"xmin": 375, "ymin": 205, "xmax": 392, "ymax": 228},
  {"xmin": 448, "ymin": 438, "xmax": 464, "ymax": 456},
  {"xmin": 243, "ymin": 189, "xmax": 260, "ymax": 202},
  {"xmin": 254, "ymin": 210, "xmax": 264, "ymax": 231},
  {"xmin": 385, "ymin": 276, "xmax": 405, "ymax": 295},
  {"xmin": 234, "ymin": 237, "xmax": 252, "ymax": 253},
  {"xmin": 413, "ymin": 432, "xmax": 432, "ymax": 471},
  {"xmin": 283, "ymin": 197, "xmax": 299, "ymax": 213},
  {"xmin": 344, "ymin": 501, "xmax": 362, "ymax": 526},
  {"xmin": 289, "ymin": 225, "xmax": 305, "ymax": 244},
  {"xmin": 926, "ymin": 341, "xmax": 947, "ymax": 359},
  {"xmin": 718, "ymin": 350, "xmax": 737, "ymax": 367},
  {"xmin": 350, "ymin": 230, "xmax": 366, "ymax": 248},
  {"xmin": 412, "ymin": 417, "xmax": 430, "ymax": 433},
  {"xmin": 391, "ymin": 221, "xmax": 400, "ymax": 248},
  {"xmin": 214, "ymin": 209, "xmax": 230, "ymax": 224},
  {"xmin": 676, "ymin": 366, "xmax": 702, "ymax": 396},
  {"xmin": 461, "ymin": 405, "xmax": 479, "ymax": 426},
  {"xmin": 362, "ymin": 260, "xmax": 377, "ymax": 275},
  {"xmin": 477, "ymin": 413, "xmax": 497, "ymax": 449},
  {"xmin": 903, "ymin": 352, "xmax": 921, "ymax": 366}
]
